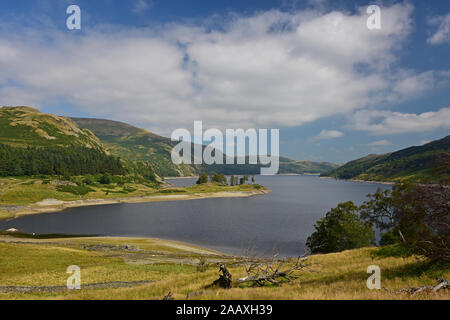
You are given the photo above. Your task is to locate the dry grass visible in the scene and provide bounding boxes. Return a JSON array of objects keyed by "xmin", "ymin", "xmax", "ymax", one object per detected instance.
[{"xmin": 0, "ymin": 236, "xmax": 448, "ymax": 300}]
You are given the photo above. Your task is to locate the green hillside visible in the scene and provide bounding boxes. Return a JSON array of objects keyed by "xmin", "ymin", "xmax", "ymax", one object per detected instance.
[
  {"xmin": 322, "ymin": 136, "xmax": 450, "ymax": 184},
  {"xmin": 0, "ymin": 107, "xmax": 157, "ymax": 183},
  {"xmin": 279, "ymin": 157, "xmax": 338, "ymax": 174},
  {"xmin": 0, "ymin": 107, "xmax": 103, "ymax": 150},
  {"xmin": 71, "ymin": 117, "xmax": 198, "ymax": 177},
  {"xmin": 72, "ymin": 117, "xmax": 338, "ymax": 177}
]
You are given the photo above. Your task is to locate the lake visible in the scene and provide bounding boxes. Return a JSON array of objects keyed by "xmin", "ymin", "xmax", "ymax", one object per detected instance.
[{"xmin": 0, "ymin": 176, "xmax": 390, "ymax": 257}]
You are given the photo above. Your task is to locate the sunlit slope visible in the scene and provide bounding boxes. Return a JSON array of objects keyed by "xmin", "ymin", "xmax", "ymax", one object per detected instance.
[
  {"xmin": 322, "ymin": 136, "xmax": 450, "ymax": 184},
  {"xmin": 0, "ymin": 107, "xmax": 104, "ymax": 150},
  {"xmin": 71, "ymin": 117, "xmax": 198, "ymax": 177}
]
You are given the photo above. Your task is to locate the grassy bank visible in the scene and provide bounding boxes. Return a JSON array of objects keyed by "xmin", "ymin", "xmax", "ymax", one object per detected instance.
[
  {"xmin": 0, "ymin": 235, "xmax": 447, "ymax": 300},
  {"xmin": 0, "ymin": 178, "xmax": 269, "ymax": 219}
]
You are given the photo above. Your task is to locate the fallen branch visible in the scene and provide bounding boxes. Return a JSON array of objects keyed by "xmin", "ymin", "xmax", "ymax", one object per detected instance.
[
  {"xmin": 236, "ymin": 254, "xmax": 314, "ymax": 286},
  {"xmin": 397, "ymin": 279, "xmax": 449, "ymax": 295}
]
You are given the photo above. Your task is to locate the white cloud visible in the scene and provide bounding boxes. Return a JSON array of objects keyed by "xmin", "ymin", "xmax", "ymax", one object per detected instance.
[
  {"xmin": 428, "ymin": 13, "xmax": 450, "ymax": 45},
  {"xmin": 0, "ymin": 3, "xmax": 439, "ymax": 136},
  {"xmin": 132, "ymin": 0, "xmax": 153, "ymax": 14},
  {"xmin": 368, "ymin": 140, "xmax": 391, "ymax": 146},
  {"xmin": 309, "ymin": 130, "xmax": 344, "ymax": 141},
  {"xmin": 348, "ymin": 107, "xmax": 450, "ymax": 135}
]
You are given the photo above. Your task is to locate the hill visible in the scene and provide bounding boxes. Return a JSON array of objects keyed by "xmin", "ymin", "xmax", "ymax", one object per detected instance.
[
  {"xmin": 0, "ymin": 107, "xmax": 157, "ymax": 182},
  {"xmin": 0, "ymin": 107, "xmax": 103, "ymax": 150},
  {"xmin": 71, "ymin": 117, "xmax": 198, "ymax": 177},
  {"xmin": 72, "ymin": 117, "xmax": 338, "ymax": 177},
  {"xmin": 322, "ymin": 136, "xmax": 450, "ymax": 184}
]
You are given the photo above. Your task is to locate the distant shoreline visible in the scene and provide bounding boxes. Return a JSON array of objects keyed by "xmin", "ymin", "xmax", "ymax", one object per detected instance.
[
  {"xmin": 1, "ymin": 188, "xmax": 270, "ymax": 221},
  {"xmin": 319, "ymin": 176, "xmax": 395, "ymax": 185}
]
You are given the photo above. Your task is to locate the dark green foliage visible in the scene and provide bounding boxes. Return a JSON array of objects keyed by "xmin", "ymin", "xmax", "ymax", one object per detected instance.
[
  {"xmin": 82, "ymin": 176, "xmax": 95, "ymax": 185},
  {"xmin": 210, "ymin": 173, "xmax": 227, "ymax": 185},
  {"xmin": 361, "ymin": 183, "xmax": 450, "ymax": 264},
  {"xmin": 0, "ymin": 143, "xmax": 125, "ymax": 177},
  {"xmin": 56, "ymin": 185, "xmax": 94, "ymax": 196},
  {"xmin": 157, "ymin": 189, "xmax": 187, "ymax": 194},
  {"xmin": 306, "ymin": 202, "xmax": 375, "ymax": 254},
  {"xmin": 98, "ymin": 174, "xmax": 111, "ymax": 185},
  {"xmin": 196, "ymin": 173, "xmax": 208, "ymax": 184},
  {"xmin": 380, "ymin": 230, "xmax": 402, "ymax": 246}
]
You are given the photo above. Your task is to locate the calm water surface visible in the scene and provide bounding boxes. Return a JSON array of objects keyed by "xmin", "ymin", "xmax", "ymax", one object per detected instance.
[{"xmin": 0, "ymin": 176, "xmax": 390, "ymax": 257}]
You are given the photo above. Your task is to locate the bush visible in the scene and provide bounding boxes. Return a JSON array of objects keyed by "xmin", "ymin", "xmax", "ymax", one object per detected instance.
[
  {"xmin": 56, "ymin": 185, "xmax": 94, "ymax": 196},
  {"xmin": 196, "ymin": 173, "xmax": 208, "ymax": 184},
  {"xmin": 98, "ymin": 174, "xmax": 111, "ymax": 185},
  {"xmin": 210, "ymin": 173, "xmax": 227, "ymax": 185},
  {"xmin": 306, "ymin": 202, "xmax": 375, "ymax": 254}
]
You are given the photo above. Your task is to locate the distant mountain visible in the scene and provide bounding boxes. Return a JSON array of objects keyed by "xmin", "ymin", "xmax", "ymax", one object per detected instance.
[
  {"xmin": 72, "ymin": 117, "xmax": 338, "ymax": 177},
  {"xmin": 71, "ymin": 117, "xmax": 198, "ymax": 177},
  {"xmin": 0, "ymin": 107, "xmax": 103, "ymax": 150},
  {"xmin": 278, "ymin": 157, "xmax": 338, "ymax": 174},
  {"xmin": 322, "ymin": 136, "xmax": 450, "ymax": 184}
]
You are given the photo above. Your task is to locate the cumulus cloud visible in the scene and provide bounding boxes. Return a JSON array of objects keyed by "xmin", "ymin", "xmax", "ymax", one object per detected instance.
[
  {"xmin": 428, "ymin": 13, "xmax": 450, "ymax": 45},
  {"xmin": 347, "ymin": 107, "xmax": 450, "ymax": 135},
  {"xmin": 309, "ymin": 130, "xmax": 344, "ymax": 141},
  {"xmin": 0, "ymin": 2, "xmax": 439, "ymax": 136},
  {"xmin": 368, "ymin": 140, "xmax": 391, "ymax": 146}
]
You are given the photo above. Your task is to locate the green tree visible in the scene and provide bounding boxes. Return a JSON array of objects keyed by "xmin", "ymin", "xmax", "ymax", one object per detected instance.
[
  {"xmin": 211, "ymin": 173, "xmax": 227, "ymax": 185},
  {"xmin": 196, "ymin": 173, "xmax": 208, "ymax": 184},
  {"xmin": 361, "ymin": 183, "xmax": 450, "ymax": 263},
  {"xmin": 99, "ymin": 174, "xmax": 111, "ymax": 185},
  {"xmin": 306, "ymin": 202, "xmax": 375, "ymax": 254}
]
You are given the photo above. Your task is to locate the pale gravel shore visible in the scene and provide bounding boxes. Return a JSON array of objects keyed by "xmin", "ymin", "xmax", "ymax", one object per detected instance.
[{"xmin": 3, "ymin": 189, "xmax": 271, "ymax": 220}]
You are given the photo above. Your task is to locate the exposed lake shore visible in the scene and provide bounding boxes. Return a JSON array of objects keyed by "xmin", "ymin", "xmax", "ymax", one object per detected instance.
[{"xmin": 0, "ymin": 188, "xmax": 270, "ymax": 221}]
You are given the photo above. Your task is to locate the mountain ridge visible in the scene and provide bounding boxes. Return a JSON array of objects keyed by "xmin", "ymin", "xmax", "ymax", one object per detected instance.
[{"xmin": 322, "ymin": 136, "xmax": 450, "ymax": 184}]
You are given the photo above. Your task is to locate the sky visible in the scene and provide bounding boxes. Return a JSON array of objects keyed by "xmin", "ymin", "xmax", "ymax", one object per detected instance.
[{"xmin": 0, "ymin": 0, "xmax": 449, "ymax": 164}]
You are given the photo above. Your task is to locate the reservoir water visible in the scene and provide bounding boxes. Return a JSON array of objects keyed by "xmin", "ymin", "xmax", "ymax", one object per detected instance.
[{"xmin": 0, "ymin": 176, "xmax": 390, "ymax": 257}]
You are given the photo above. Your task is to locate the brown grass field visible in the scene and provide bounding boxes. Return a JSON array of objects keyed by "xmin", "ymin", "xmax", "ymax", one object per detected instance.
[{"xmin": 0, "ymin": 235, "xmax": 448, "ymax": 300}]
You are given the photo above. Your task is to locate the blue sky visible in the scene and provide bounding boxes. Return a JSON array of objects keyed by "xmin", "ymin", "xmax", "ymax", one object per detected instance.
[{"xmin": 0, "ymin": 0, "xmax": 449, "ymax": 163}]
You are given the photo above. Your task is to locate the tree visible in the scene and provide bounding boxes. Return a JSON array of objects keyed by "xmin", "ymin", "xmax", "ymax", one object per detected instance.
[
  {"xmin": 361, "ymin": 183, "xmax": 450, "ymax": 263},
  {"xmin": 99, "ymin": 174, "xmax": 111, "ymax": 185},
  {"xmin": 211, "ymin": 173, "xmax": 227, "ymax": 185},
  {"xmin": 306, "ymin": 202, "xmax": 375, "ymax": 254},
  {"xmin": 196, "ymin": 173, "xmax": 208, "ymax": 184},
  {"xmin": 230, "ymin": 175, "xmax": 235, "ymax": 186}
]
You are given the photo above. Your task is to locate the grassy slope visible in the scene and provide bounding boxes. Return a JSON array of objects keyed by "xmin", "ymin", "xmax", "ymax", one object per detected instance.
[
  {"xmin": 0, "ymin": 236, "xmax": 447, "ymax": 300},
  {"xmin": 71, "ymin": 118, "xmax": 338, "ymax": 177},
  {"xmin": 71, "ymin": 117, "xmax": 197, "ymax": 177},
  {"xmin": 322, "ymin": 135, "xmax": 450, "ymax": 184},
  {"xmin": 0, "ymin": 107, "xmax": 103, "ymax": 150}
]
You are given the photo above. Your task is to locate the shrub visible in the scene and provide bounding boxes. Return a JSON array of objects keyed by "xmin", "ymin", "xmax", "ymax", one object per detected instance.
[
  {"xmin": 196, "ymin": 173, "xmax": 208, "ymax": 184},
  {"xmin": 306, "ymin": 202, "xmax": 375, "ymax": 254},
  {"xmin": 56, "ymin": 185, "xmax": 94, "ymax": 196},
  {"xmin": 98, "ymin": 174, "xmax": 111, "ymax": 185}
]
